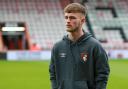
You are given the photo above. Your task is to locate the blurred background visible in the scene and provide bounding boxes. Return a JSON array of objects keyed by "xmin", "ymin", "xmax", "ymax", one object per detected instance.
[{"xmin": 0, "ymin": 0, "xmax": 128, "ymax": 89}]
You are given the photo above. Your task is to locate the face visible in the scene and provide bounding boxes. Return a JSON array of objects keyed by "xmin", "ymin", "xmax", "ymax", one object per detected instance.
[{"xmin": 64, "ymin": 12, "xmax": 85, "ymax": 32}]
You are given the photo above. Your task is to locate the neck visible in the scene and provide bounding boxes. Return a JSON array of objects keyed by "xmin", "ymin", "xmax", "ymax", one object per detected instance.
[{"xmin": 68, "ymin": 29, "xmax": 84, "ymax": 42}]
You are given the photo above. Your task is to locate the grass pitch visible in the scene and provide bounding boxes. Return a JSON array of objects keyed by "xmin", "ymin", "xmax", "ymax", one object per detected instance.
[
  {"xmin": 0, "ymin": 61, "xmax": 50, "ymax": 89},
  {"xmin": 107, "ymin": 59, "xmax": 128, "ymax": 89},
  {"xmin": 0, "ymin": 59, "xmax": 128, "ymax": 89}
]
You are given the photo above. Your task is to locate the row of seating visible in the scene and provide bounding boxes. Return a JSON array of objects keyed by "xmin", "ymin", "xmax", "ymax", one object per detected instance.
[
  {"xmin": 87, "ymin": 0, "xmax": 128, "ymax": 49},
  {"xmin": 0, "ymin": 0, "xmax": 128, "ymax": 50}
]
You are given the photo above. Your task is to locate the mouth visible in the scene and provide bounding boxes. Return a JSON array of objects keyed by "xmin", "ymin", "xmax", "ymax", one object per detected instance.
[{"xmin": 66, "ymin": 25, "xmax": 71, "ymax": 28}]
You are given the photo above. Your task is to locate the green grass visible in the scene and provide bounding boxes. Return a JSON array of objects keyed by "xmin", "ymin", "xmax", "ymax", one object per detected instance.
[
  {"xmin": 107, "ymin": 59, "xmax": 128, "ymax": 89},
  {"xmin": 0, "ymin": 59, "xmax": 128, "ymax": 89},
  {"xmin": 0, "ymin": 61, "xmax": 50, "ymax": 89}
]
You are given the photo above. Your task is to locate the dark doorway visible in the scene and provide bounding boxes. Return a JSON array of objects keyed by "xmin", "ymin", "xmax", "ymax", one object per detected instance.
[
  {"xmin": 0, "ymin": 22, "xmax": 30, "ymax": 50},
  {"xmin": 2, "ymin": 35, "xmax": 23, "ymax": 50}
]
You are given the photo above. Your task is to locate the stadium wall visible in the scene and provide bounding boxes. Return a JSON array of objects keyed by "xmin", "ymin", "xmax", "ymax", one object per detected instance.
[
  {"xmin": 7, "ymin": 51, "xmax": 51, "ymax": 60},
  {"xmin": 107, "ymin": 50, "xmax": 128, "ymax": 59},
  {"xmin": 0, "ymin": 50, "xmax": 128, "ymax": 60},
  {"xmin": 0, "ymin": 52, "xmax": 7, "ymax": 60}
]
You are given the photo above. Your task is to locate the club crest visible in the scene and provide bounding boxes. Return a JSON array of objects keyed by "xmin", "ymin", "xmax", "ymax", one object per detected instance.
[{"xmin": 81, "ymin": 53, "xmax": 88, "ymax": 62}]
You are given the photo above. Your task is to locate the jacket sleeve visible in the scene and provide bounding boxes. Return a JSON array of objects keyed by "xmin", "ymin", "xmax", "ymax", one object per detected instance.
[
  {"xmin": 94, "ymin": 44, "xmax": 110, "ymax": 89},
  {"xmin": 49, "ymin": 46, "xmax": 58, "ymax": 89}
]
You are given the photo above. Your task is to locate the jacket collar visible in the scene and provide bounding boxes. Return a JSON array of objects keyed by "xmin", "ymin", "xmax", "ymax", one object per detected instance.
[{"xmin": 63, "ymin": 31, "xmax": 92, "ymax": 45}]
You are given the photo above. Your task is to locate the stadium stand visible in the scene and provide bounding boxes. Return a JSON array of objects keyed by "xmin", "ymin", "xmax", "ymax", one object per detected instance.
[
  {"xmin": 86, "ymin": 0, "xmax": 128, "ymax": 49},
  {"xmin": 0, "ymin": 0, "xmax": 128, "ymax": 50},
  {"xmin": 0, "ymin": 0, "xmax": 66, "ymax": 50}
]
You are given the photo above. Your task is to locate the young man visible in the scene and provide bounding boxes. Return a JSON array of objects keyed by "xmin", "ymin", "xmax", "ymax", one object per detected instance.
[{"xmin": 49, "ymin": 3, "xmax": 110, "ymax": 89}]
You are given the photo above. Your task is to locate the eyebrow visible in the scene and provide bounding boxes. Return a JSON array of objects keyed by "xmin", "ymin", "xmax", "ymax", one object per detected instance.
[{"xmin": 65, "ymin": 16, "xmax": 76, "ymax": 19}]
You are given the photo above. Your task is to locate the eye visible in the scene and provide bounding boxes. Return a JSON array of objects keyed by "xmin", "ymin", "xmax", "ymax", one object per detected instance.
[
  {"xmin": 65, "ymin": 16, "xmax": 68, "ymax": 19},
  {"xmin": 69, "ymin": 16, "xmax": 76, "ymax": 19}
]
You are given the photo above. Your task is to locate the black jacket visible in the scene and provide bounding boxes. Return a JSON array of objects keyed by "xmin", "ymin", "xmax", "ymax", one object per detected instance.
[{"xmin": 49, "ymin": 32, "xmax": 110, "ymax": 89}]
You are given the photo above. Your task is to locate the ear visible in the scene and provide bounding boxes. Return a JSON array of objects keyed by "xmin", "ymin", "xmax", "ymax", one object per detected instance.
[{"xmin": 81, "ymin": 18, "xmax": 86, "ymax": 23}]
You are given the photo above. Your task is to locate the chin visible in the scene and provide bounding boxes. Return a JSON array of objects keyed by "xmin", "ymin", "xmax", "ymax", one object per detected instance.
[
  {"xmin": 66, "ymin": 28, "xmax": 76, "ymax": 32},
  {"xmin": 67, "ymin": 29, "xmax": 74, "ymax": 32}
]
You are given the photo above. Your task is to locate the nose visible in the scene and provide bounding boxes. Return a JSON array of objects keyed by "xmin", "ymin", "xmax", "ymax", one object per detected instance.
[{"xmin": 66, "ymin": 18, "xmax": 71, "ymax": 23}]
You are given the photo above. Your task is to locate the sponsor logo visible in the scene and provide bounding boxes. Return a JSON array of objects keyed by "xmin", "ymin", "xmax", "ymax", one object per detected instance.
[{"xmin": 59, "ymin": 53, "xmax": 66, "ymax": 58}]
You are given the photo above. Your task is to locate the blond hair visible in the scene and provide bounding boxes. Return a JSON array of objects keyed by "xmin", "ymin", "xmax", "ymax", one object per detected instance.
[{"xmin": 64, "ymin": 3, "xmax": 87, "ymax": 16}]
